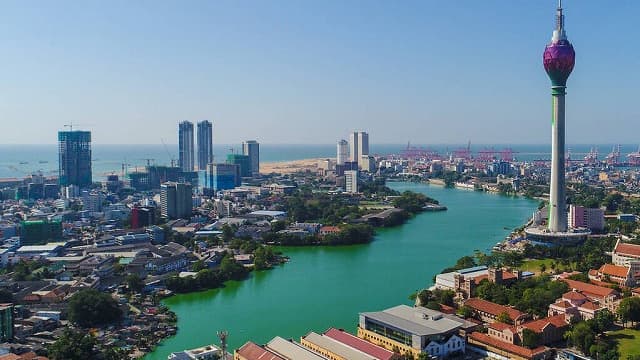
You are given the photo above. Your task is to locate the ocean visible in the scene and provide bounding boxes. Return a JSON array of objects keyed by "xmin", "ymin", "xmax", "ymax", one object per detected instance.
[{"xmin": 0, "ymin": 143, "xmax": 637, "ymax": 180}]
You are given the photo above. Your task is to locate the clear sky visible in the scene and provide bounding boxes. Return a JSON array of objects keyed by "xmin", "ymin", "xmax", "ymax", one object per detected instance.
[{"xmin": 0, "ymin": 1, "xmax": 637, "ymax": 145}]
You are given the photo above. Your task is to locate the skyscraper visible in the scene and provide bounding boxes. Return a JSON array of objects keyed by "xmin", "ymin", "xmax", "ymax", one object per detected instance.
[
  {"xmin": 242, "ymin": 140, "xmax": 260, "ymax": 176},
  {"xmin": 197, "ymin": 120, "xmax": 213, "ymax": 171},
  {"xmin": 357, "ymin": 131, "xmax": 369, "ymax": 159},
  {"xmin": 544, "ymin": 1, "xmax": 575, "ymax": 233},
  {"xmin": 349, "ymin": 132, "xmax": 358, "ymax": 163},
  {"xmin": 58, "ymin": 130, "xmax": 92, "ymax": 187},
  {"xmin": 178, "ymin": 121, "xmax": 195, "ymax": 172},
  {"xmin": 337, "ymin": 139, "xmax": 348, "ymax": 165}
]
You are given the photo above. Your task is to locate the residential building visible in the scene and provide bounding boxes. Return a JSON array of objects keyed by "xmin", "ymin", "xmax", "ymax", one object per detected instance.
[
  {"xmin": 560, "ymin": 279, "xmax": 620, "ymax": 313},
  {"xmin": 160, "ymin": 182, "xmax": 193, "ymax": 219},
  {"xmin": 242, "ymin": 140, "xmax": 260, "ymax": 176},
  {"xmin": 463, "ymin": 298, "xmax": 529, "ymax": 325},
  {"xmin": 357, "ymin": 305, "xmax": 475, "ymax": 359},
  {"xmin": 589, "ymin": 264, "xmax": 636, "ymax": 287},
  {"xmin": 208, "ymin": 163, "xmax": 240, "ymax": 192},
  {"xmin": 486, "ymin": 314, "xmax": 568, "ymax": 346},
  {"xmin": 131, "ymin": 206, "xmax": 156, "ymax": 229},
  {"xmin": 196, "ymin": 120, "xmax": 213, "ymax": 171},
  {"xmin": 548, "ymin": 290, "xmax": 603, "ymax": 321},
  {"xmin": 179, "ymin": 121, "xmax": 195, "ymax": 172},
  {"xmin": 58, "ymin": 130, "xmax": 92, "ymax": 187},
  {"xmin": 568, "ymin": 205, "xmax": 605, "ymax": 231},
  {"xmin": 345, "ymin": 170, "xmax": 358, "ymax": 193},
  {"xmin": 227, "ymin": 154, "xmax": 252, "ymax": 178},
  {"xmin": 612, "ymin": 240, "xmax": 640, "ymax": 278},
  {"xmin": 81, "ymin": 190, "xmax": 104, "ymax": 213},
  {"xmin": 336, "ymin": 140, "xmax": 348, "ymax": 165}
]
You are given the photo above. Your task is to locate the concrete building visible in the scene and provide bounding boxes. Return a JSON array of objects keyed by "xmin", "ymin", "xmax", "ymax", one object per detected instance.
[
  {"xmin": 360, "ymin": 155, "xmax": 375, "ymax": 173},
  {"xmin": 358, "ymin": 131, "xmax": 369, "ymax": 159},
  {"xmin": 349, "ymin": 131, "xmax": 369, "ymax": 168},
  {"xmin": 300, "ymin": 331, "xmax": 377, "ymax": 360},
  {"xmin": 208, "ymin": 163, "xmax": 240, "ymax": 192},
  {"xmin": 58, "ymin": 130, "xmax": 92, "ymax": 187},
  {"xmin": 0, "ymin": 304, "xmax": 13, "ymax": 342},
  {"xmin": 81, "ymin": 190, "xmax": 104, "ymax": 213},
  {"xmin": 197, "ymin": 120, "xmax": 213, "ymax": 171},
  {"xmin": 234, "ymin": 341, "xmax": 285, "ymax": 360},
  {"xmin": 168, "ymin": 343, "xmax": 223, "ymax": 359},
  {"xmin": 336, "ymin": 140, "xmax": 348, "ymax": 165},
  {"xmin": 344, "ymin": 170, "xmax": 358, "ymax": 193},
  {"xmin": 227, "ymin": 154, "xmax": 252, "ymax": 178},
  {"xmin": 179, "ymin": 121, "xmax": 195, "ymax": 172},
  {"xmin": 322, "ymin": 328, "xmax": 396, "ymax": 360},
  {"xmin": 463, "ymin": 298, "xmax": 528, "ymax": 325},
  {"xmin": 160, "ymin": 182, "xmax": 193, "ymax": 219},
  {"xmin": 242, "ymin": 140, "xmax": 260, "ymax": 176},
  {"xmin": 358, "ymin": 305, "xmax": 475, "ymax": 359},
  {"xmin": 349, "ymin": 132, "xmax": 359, "ymax": 163},
  {"xmin": 20, "ymin": 220, "xmax": 63, "ymax": 245},
  {"xmin": 568, "ymin": 205, "xmax": 604, "ymax": 232},
  {"xmin": 549, "ymin": 290, "xmax": 606, "ymax": 321}
]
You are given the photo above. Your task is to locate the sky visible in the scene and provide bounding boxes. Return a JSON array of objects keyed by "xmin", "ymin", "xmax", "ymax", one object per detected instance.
[{"xmin": 0, "ymin": 0, "xmax": 638, "ymax": 145}]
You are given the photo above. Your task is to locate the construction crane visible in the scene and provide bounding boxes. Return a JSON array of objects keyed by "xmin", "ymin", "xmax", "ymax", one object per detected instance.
[{"xmin": 160, "ymin": 138, "xmax": 177, "ymax": 167}]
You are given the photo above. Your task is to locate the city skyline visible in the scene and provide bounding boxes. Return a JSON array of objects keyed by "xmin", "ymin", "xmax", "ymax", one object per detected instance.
[{"xmin": 1, "ymin": 1, "xmax": 638, "ymax": 145}]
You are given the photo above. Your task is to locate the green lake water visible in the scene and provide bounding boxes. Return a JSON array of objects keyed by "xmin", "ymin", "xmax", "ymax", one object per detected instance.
[{"xmin": 145, "ymin": 182, "xmax": 537, "ymax": 359}]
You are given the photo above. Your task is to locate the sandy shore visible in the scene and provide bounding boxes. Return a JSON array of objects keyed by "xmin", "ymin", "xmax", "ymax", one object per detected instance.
[{"xmin": 260, "ymin": 158, "xmax": 325, "ymax": 174}]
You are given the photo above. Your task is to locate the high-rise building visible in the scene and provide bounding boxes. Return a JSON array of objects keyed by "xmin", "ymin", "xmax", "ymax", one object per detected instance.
[
  {"xmin": 20, "ymin": 220, "xmax": 63, "ymax": 245},
  {"xmin": 568, "ymin": 205, "xmax": 605, "ymax": 232},
  {"xmin": 357, "ymin": 131, "xmax": 369, "ymax": 158},
  {"xmin": 178, "ymin": 121, "xmax": 195, "ymax": 172},
  {"xmin": 160, "ymin": 182, "xmax": 193, "ymax": 219},
  {"xmin": 344, "ymin": 170, "xmax": 358, "ymax": 193},
  {"xmin": 227, "ymin": 154, "xmax": 252, "ymax": 178},
  {"xmin": 197, "ymin": 120, "xmax": 213, "ymax": 170},
  {"xmin": 544, "ymin": 1, "xmax": 575, "ymax": 233},
  {"xmin": 0, "ymin": 304, "xmax": 13, "ymax": 342},
  {"xmin": 242, "ymin": 140, "xmax": 260, "ymax": 176},
  {"xmin": 58, "ymin": 130, "xmax": 92, "ymax": 187},
  {"xmin": 207, "ymin": 163, "xmax": 240, "ymax": 191},
  {"xmin": 81, "ymin": 190, "xmax": 104, "ymax": 213},
  {"xmin": 349, "ymin": 132, "xmax": 359, "ymax": 163},
  {"xmin": 336, "ymin": 140, "xmax": 348, "ymax": 165}
]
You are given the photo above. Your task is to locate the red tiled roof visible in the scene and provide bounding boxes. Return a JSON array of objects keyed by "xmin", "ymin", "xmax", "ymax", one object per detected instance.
[
  {"xmin": 563, "ymin": 291, "xmax": 587, "ymax": 301},
  {"xmin": 551, "ymin": 300, "xmax": 573, "ymax": 309},
  {"xmin": 588, "ymin": 269, "xmax": 598, "ymax": 277},
  {"xmin": 474, "ymin": 274, "xmax": 489, "ymax": 285},
  {"xmin": 323, "ymin": 328, "xmax": 395, "ymax": 360},
  {"xmin": 319, "ymin": 226, "xmax": 340, "ymax": 233},
  {"xmin": 561, "ymin": 279, "xmax": 618, "ymax": 299},
  {"xmin": 599, "ymin": 264, "xmax": 630, "ymax": 278},
  {"xmin": 469, "ymin": 332, "xmax": 548, "ymax": 359},
  {"xmin": 502, "ymin": 272, "xmax": 518, "ymax": 281},
  {"xmin": 488, "ymin": 322, "xmax": 513, "ymax": 331},
  {"xmin": 615, "ymin": 242, "xmax": 640, "ymax": 257},
  {"xmin": 578, "ymin": 301, "xmax": 600, "ymax": 311},
  {"xmin": 465, "ymin": 298, "xmax": 525, "ymax": 320},
  {"xmin": 521, "ymin": 315, "xmax": 568, "ymax": 333},
  {"xmin": 236, "ymin": 341, "xmax": 285, "ymax": 360}
]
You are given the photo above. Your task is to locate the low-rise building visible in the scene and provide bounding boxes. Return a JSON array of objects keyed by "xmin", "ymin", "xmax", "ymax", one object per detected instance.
[
  {"xmin": 300, "ymin": 331, "xmax": 377, "ymax": 360},
  {"xmin": 560, "ymin": 279, "xmax": 621, "ymax": 313},
  {"xmin": 234, "ymin": 341, "xmax": 284, "ymax": 360},
  {"xmin": 589, "ymin": 264, "xmax": 636, "ymax": 287},
  {"xmin": 265, "ymin": 336, "xmax": 328, "ymax": 360},
  {"xmin": 548, "ymin": 290, "xmax": 602, "ymax": 321},
  {"xmin": 463, "ymin": 298, "xmax": 529, "ymax": 325},
  {"xmin": 322, "ymin": 328, "xmax": 396, "ymax": 360}
]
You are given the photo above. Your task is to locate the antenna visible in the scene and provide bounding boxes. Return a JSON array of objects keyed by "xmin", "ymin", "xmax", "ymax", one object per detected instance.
[{"xmin": 217, "ymin": 330, "xmax": 228, "ymax": 360}]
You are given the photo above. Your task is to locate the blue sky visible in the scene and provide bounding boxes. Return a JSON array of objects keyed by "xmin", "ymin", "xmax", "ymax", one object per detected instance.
[{"xmin": 0, "ymin": 0, "xmax": 637, "ymax": 145}]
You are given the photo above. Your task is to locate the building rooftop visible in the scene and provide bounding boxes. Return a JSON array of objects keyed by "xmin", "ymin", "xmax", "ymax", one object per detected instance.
[
  {"xmin": 323, "ymin": 328, "xmax": 395, "ymax": 360},
  {"xmin": 561, "ymin": 279, "xmax": 618, "ymax": 299},
  {"xmin": 599, "ymin": 264, "xmax": 630, "ymax": 278},
  {"xmin": 615, "ymin": 241, "xmax": 640, "ymax": 257},
  {"xmin": 266, "ymin": 337, "xmax": 327, "ymax": 360},
  {"xmin": 464, "ymin": 298, "xmax": 525, "ymax": 321},
  {"xmin": 469, "ymin": 332, "xmax": 548, "ymax": 359},
  {"xmin": 302, "ymin": 332, "xmax": 375, "ymax": 360},
  {"xmin": 361, "ymin": 305, "xmax": 473, "ymax": 337},
  {"xmin": 235, "ymin": 341, "xmax": 285, "ymax": 360}
]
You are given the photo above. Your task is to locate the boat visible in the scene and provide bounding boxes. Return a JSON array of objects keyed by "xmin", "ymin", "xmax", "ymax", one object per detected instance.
[
  {"xmin": 38, "ymin": 160, "xmax": 48, "ymax": 164},
  {"xmin": 19, "ymin": 161, "xmax": 28, "ymax": 165}
]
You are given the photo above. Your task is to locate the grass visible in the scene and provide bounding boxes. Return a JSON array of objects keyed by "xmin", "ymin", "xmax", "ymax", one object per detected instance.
[
  {"xmin": 518, "ymin": 258, "xmax": 575, "ymax": 275},
  {"xmin": 609, "ymin": 328, "xmax": 640, "ymax": 358}
]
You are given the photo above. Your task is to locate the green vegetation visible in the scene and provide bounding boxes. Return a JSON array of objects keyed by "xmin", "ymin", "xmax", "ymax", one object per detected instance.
[
  {"xmin": 392, "ymin": 191, "xmax": 438, "ymax": 213},
  {"xmin": 413, "ymin": 289, "xmax": 454, "ymax": 310},
  {"xmin": 263, "ymin": 224, "xmax": 374, "ymax": 246},
  {"xmin": 67, "ymin": 289, "xmax": 123, "ymax": 328},
  {"xmin": 617, "ymin": 297, "xmax": 640, "ymax": 327},
  {"xmin": 521, "ymin": 237, "xmax": 618, "ymax": 273},
  {"xmin": 521, "ymin": 328, "xmax": 541, "ymax": 349},
  {"xmin": 48, "ymin": 328, "xmax": 129, "ymax": 360},
  {"xmin": 165, "ymin": 253, "xmax": 249, "ymax": 293},
  {"xmin": 475, "ymin": 275, "xmax": 568, "ymax": 317},
  {"xmin": 564, "ymin": 312, "xmax": 618, "ymax": 360},
  {"xmin": 125, "ymin": 274, "xmax": 144, "ymax": 293},
  {"xmin": 609, "ymin": 329, "xmax": 640, "ymax": 359}
]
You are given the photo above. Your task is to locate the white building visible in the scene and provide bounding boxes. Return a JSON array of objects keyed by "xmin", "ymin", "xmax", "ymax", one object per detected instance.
[
  {"xmin": 168, "ymin": 343, "xmax": 224, "ymax": 360},
  {"xmin": 81, "ymin": 190, "xmax": 104, "ymax": 213},
  {"xmin": 345, "ymin": 170, "xmax": 358, "ymax": 193},
  {"xmin": 161, "ymin": 182, "xmax": 193, "ymax": 219},
  {"xmin": 242, "ymin": 140, "xmax": 260, "ymax": 176}
]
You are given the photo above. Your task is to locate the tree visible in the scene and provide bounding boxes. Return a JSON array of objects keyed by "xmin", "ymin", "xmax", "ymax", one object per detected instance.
[
  {"xmin": 565, "ymin": 321, "xmax": 595, "ymax": 354},
  {"xmin": 496, "ymin": 311, "xmax": 513, "ymax": 325},
  {"xmin": 191, "ymin": 260, "xmax": 206, "ymax": 272},
  {"xmin": 125, "ymin": 274, "xmax": 144, "ymax": 293},
  {"xmin": 48, "ymin": 328, "xmax": 98, "ymax": 360},
  {"xmin": 67, "ymin": 289, "xmax": 123, "ymax": 328},
  {"xmin": 539, "ymin": 263, "xmax": 547, "ymax": 273},
  {"xmin": 590, "ymin": 309, "xmax": 615, "ymax": 333},
  {"xmin": 221, "ymin": 224, "xmax": 234, "ymax": 243},
  {"xmin": 521, "ymin": 328, "xmax": 541, "ymax": 349},
  {"xmin": 617, "ymin": 297, "xmax": 640, "ymax": 326},
  {"xmin": 457, "ymin": 305, "xmax": 473, "ymax": 318}
]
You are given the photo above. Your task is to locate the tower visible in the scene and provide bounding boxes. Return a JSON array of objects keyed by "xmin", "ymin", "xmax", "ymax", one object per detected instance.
[
  {"xmin": 178, "ymin": 121, "xmax": 195, "ymax": 172},
  {"xmin": 543, "ymin": 0, "xmax": 575, "ymax": 233},
  {"xmin": 349, "ymin": 132, "xmax": 359, "ymax": 163},
  {"xmin": 337, "ymin": 139, "xmax": 348, "ymax": 165},
  {"xmin": 242, "ymin": 140, "xmax": 260, "ymax": 176},
  {"xmin": 197, "ymin": 120, "xmax": 213, "ymax": 171},
  {"xmin": 58, "ymin": 130, "xmax": 92, "ymax": 187}
]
